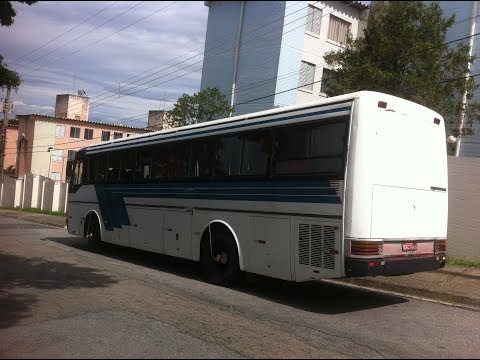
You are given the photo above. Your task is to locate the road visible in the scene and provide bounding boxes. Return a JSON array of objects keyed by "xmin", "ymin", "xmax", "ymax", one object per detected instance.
[{"xmin": 0, "ymin": 216, "xmax": 479, "ymax": 358}]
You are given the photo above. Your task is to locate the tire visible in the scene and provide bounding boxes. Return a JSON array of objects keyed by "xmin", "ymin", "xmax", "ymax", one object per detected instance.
[
  {"xmin": 86, "ymin": 214, "xmax": 103, "ymax": 253},
  {"xmin": 200, "ymin": 227, "xmax": 244, "ymax": 287}
]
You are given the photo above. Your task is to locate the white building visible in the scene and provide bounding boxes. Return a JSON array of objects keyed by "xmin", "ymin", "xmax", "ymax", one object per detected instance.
[
  {"xmin": 437, "ymin": 1, "xmax": 480, "ymax": 157},
  {"xmin": 200, "ymin": 1, "xmax": 369, "ymax": 115}
]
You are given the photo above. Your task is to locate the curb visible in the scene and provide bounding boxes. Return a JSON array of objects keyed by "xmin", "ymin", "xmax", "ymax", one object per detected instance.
[{"xmin": 336, "ymin": 277, "xmax": 480, "ymax": 310}]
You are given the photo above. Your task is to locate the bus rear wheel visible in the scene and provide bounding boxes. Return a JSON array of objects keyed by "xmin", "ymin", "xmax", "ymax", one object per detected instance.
[
  {"xmin": 85, "ymin": 213, "xmax": 103, "ymax": 253},
  {"xmin": 200, "ymin": 227, "xmax": 243, "ymax": 287}
]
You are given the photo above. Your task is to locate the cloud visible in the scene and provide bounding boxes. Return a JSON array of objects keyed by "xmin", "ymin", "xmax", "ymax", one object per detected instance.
[{"xmin": 1, "ymin": 1, "xmax": 209, "ymax": 125}]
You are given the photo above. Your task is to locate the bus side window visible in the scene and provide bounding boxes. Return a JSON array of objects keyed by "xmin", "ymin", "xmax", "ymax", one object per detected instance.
[
  {"xmin": 189, "ymin": 140, "xmax": 214, "ymax": 178},
  {"xmin": 137, "ymin": 147, "xmax": 152, "ymax": 182},
  {"xmin": 240, "ymin": 132, "xmax": 271, "ymax": 176},
  {"xmin": 214, "ymin": 135, "xmax": 242, "ymax": 177}
]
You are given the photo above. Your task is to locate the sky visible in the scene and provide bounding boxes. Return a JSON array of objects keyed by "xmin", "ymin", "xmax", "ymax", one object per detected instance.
[{"xmin": 1, "ymin": 1, "xmax": 209, "ymax": 129}]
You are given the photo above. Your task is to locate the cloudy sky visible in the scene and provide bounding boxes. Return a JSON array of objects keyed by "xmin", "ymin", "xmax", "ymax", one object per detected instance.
[{"xmin": 1, "ymin": 1, "xmax": 209, "ymax": 128}]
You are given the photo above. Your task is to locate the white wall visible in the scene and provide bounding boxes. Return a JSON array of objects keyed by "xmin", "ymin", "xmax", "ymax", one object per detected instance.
[{"xmin": 1, "ymin": 173, "xmax": 69, "ymax": 214}]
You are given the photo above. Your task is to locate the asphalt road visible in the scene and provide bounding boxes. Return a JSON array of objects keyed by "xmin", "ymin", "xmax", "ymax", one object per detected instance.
[{"xmin": 0, "ymin": 216, "xmax": 479, "ymax": 359}]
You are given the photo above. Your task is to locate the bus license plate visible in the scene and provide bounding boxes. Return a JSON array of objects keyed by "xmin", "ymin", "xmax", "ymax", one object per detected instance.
[{"xmin": 402, "ymin": 242, "xmax": 417, "ymax": 252}]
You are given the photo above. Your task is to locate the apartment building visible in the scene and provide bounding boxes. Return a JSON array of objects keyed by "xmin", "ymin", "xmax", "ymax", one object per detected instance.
[
  {"xmin": 3, "ymin": 93, "xmax": 152, "ymax": 181},
  {"xmin": 200, "ymin": 1, "xmax": 369, "ymax": 115}
]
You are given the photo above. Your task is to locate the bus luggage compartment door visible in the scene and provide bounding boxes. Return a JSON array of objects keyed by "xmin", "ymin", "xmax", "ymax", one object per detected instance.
[{"xmin": 163, "ymin": 210, "xmax": 192, "ymax": 259}]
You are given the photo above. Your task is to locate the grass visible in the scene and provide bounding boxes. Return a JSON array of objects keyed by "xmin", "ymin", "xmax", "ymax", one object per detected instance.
[
  {"xmin": 447, "ymin": 257, "xmax": 480, "ymax": 268},
  {"xmin": 0, "ymin": 206, "xmax": 66, "ymax": 217}
]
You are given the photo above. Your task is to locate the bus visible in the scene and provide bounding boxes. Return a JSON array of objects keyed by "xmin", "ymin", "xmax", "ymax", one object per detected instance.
[{"xmin": 66, "ymin": 91, "xmax": 448, "ymax": 286}]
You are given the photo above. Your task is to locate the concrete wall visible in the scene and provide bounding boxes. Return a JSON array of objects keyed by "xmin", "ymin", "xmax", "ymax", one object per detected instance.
[
  {"xmin": 41, "ymin": 178, "xmax": 55, "ymax": 211},
  {"xmin": 0, "ymin": 175, "xmax": 17, "ymax": 208},
  {"xmin": 447, "ymin": 156, "xmax": 480, "ymax": 261},
  {"xmin": 1, "ymin": 173, "xmax": 69, "ymax": 214}
]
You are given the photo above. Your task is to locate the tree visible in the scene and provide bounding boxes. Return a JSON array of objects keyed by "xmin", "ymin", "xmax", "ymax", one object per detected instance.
[
  {"xmin": 166, "ymin": 87, "xmax": 233, "ymax": 128},
  {"xmin": 0, "ymin": 1, "xmax": 37, "ymax": 27},
  {"xmin": 0, "ymin": 55, "xmax": 21, "ymax": 90},
  {"xmin": 323, "ymin": 1, "xmax": 480, "ymax": 138}
]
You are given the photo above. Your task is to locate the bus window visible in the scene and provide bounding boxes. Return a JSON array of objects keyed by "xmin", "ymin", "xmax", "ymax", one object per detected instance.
[
  {"xmin": 120, "ymin": 150, "xmax": 136, "ymax": 183},
  {"xmin": 107, "ymin": 151, "xmax": 122, "ymax": 183},
  {"xmin": 150, "ymin": 145, "xmax": 169, "ymax": 181},
  {"xmin": 137, "ymin": 147, "xmax": 152, "ymax": 182},
  {"xmin": 188, "ymin": 140, "xmax": 214, "ymax": 178},
  {"xmin": 273, "ymin": 119, "xmax": 347, "ymax": 177},
  {"xmin": 73, "ymin": 161, "xmax": 84, "ymax": 185},
  {"xmin": 240, "ymin": 132, "xmax": 271, "ymax": 176},
  {"xmin": 170, "ymin": 143, "xmax": 190, "ymax": 179},
  {"xmin": 88, "ymin": 153, "xmax": 107, "ymax": 183},
  {"xmin": 310, "ymin": 121, "xmax": 347, "ymax": 157},
  {"xmin": 213, "ymin": 135, "xmax": 242, "ymax": 177}
]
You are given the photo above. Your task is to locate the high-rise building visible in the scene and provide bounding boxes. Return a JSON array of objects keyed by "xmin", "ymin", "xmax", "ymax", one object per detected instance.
[{"xmin": 200, "ymin": 1, "xmax": 369, "ymax": 115}]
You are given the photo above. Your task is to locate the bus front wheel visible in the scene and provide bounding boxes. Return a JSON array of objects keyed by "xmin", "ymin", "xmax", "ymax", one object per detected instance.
[
  {"xmin": 85, "ymin": 213, "xmax": 103, "ymax": 253},
  {"xmin": 200, "ymin": 227, "xmax": 243, "ymax": 287}
]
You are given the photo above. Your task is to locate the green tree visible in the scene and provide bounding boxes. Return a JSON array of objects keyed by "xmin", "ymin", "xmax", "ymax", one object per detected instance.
[
  {"xmin": 0, "ymin": 1, "xmax": 37, "ymax": 26},
  {"xmin": 0, "ymin": 55, "xmax": 21, "ymax": 90},
  {"xmin": 323, "ymin": 1, "xmax": 480, "ymax": 138},
  {"xmin": 166, "ymin": 87, "xmax": 233, "ymax": 128}
]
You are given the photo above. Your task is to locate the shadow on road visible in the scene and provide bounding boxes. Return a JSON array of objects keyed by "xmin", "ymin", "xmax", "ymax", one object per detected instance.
[
  {"xmin": 0, "ymin": 251, "xmax": 118, "ymax": 329},
  {"xmin": 45, "ymin": 236, "xmax": 408, "ymax": 315}
]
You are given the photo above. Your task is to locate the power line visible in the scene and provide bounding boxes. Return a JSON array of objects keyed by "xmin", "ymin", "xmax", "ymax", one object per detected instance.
[
  {"xmin": 11, "ymin": 1, "xmax": 119, "ymax": 65},
  {"xmin": 14, "ymin": 1, "xmax": 143, "ymax": 71},
  {"xmin": 22, "ymin": 2, "xmax": 178, "ymax": 77}
]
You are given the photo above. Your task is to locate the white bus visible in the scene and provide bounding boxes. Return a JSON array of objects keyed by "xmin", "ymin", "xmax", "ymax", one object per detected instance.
[{"xmin": 67, "ymin": 91, "xmax": 448, "ymax": 286}]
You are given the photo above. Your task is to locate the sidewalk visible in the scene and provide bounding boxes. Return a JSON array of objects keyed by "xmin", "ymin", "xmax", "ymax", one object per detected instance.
[{"xmin": 0, "ymin": 207, "xmax": 479, "ymax": 310}]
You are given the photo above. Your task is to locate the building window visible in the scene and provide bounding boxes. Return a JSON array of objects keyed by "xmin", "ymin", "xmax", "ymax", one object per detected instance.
[
  {"xmin": 51, "ymin": 149, "xmax": 63, "ymax": 162},
  {"xmin": 327, "ymin": 15, "xmax": 351, "ymax": 45},
  {"xmin": 51, "ymin": 172, "xmax": 61, "ymax": 181},
  {"xmin": 101, "ymin": 131, "xmax": 110, "ymax": 141},
  {"xmin": 306, "ymin": 5, "xmax": 321, "ymax": 35},
  {"xmin": 84, "ymin": 128, "xmax": 93, "ymax": 140},
  {"xmin": 299, "ymin": 61, "xmax": 315, "ymax": 92},
  {"xmin": 126, "ymin": 134, "xmax": 131, "ymax": 137},
  {"xmin": 68, "ymin": 150, "xmax": 77, "ymax": 161},
  {"xmin": 70, "ymin": 127, "xmax": 80, "ymax": 138},
  {"xmin": 55, "ymin": 125, "xmax": 65, "ymax": 138},
  {"xmin": 320, "ymin": 68, "xmax": 336, "ymax": 94},
  {"xmin": 114, "ymin": 132, "xmax": 123, "ymax": 139}
]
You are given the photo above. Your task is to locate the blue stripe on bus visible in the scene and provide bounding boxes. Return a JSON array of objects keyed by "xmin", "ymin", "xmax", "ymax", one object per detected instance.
[{"xmin": 93, "ymin": 181, "xmax": 342, "ymax": 231}]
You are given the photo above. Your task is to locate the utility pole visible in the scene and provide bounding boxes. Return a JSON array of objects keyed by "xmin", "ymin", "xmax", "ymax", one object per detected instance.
[{"xmin": 0, "ymin": 87, "xmax": 12, "ymax": 179}]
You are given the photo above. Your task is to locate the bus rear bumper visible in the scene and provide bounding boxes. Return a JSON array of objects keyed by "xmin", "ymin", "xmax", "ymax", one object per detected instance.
[{"xmin": 345, "ymin": 255, "xmax": 446, "ymax": 277}]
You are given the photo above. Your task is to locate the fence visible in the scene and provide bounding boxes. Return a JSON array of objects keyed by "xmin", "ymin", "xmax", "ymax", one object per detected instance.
[
  {"xmin": 0, "ymin": 173, "xmax": 68, "ymax": 213},
  {"xmin": 447, "ymin": 156, "xmax": 480, "ymax": 262}
]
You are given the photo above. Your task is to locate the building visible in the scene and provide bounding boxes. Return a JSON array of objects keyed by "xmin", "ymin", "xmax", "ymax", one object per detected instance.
[
  {"xmin": 200, "ymin": 1, "xmax": 369, "ymax": 116},
  {"xmin": 436, "ymin": 1, "xmax": 480, "ymax": 157},
  {"xmin": 3, "ymin": 93, "xmax": 152, "ymax": 181},
  {"xmin": 55, "ymin": 92, "xmax": 90, "ymax": 121}
]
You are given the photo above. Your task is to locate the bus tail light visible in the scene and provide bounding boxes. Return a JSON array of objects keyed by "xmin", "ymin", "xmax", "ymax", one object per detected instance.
[
  {"xmin": 351, "ymin": 241, "xmax": 383, "ymax": 256},
  {"xmin": 435, "ymin": 239, "xmax": 446, "ymax": 253},
  {"xmin": 434, "ymin": 118, "xmax": 441, "ymax": 125}
]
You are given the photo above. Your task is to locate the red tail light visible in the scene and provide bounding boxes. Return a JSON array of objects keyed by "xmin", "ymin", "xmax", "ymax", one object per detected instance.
[{"xmin": 434, "ymin": 118, "xmax": 441, "ymax": 125}]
